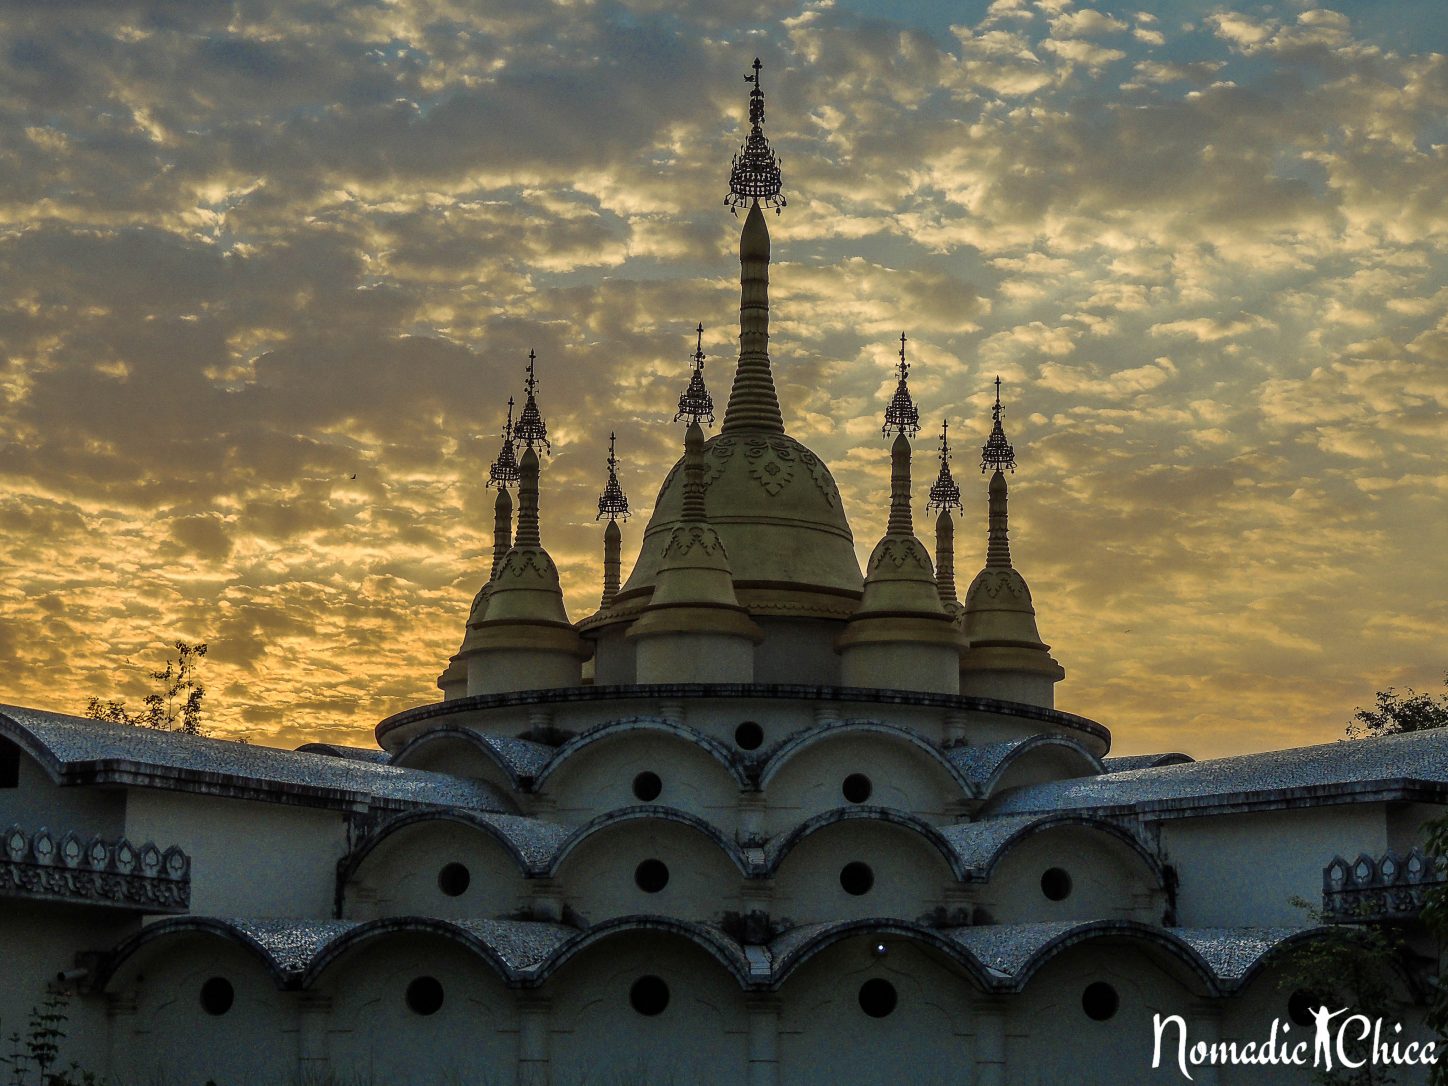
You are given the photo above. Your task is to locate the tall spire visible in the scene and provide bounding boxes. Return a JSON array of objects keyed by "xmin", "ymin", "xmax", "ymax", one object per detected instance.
[
  {"xmin": 515, "ymin": 447, "xmax": 542, "ymax": 548},
  {"xmin": 725, "ymin": 58, "xmax": 786, "ymax": 215},
  {"xmin": 596, "ymin": 432, "xmax": 630, "ymax": 522},
  {"xmin": 721, "ymin": 61, "xmax": 786, "ymax": 435},
  {"xmin": 981, "ymin": 378, "xmax": 1016, "ymax": 569},
  {"xmin": 513, "ymin": 350, "xmax": 550, "ymax": 453},
  {"xmin": 488, "ymin": 398, "xmax": 520, "ymax": 489},
  {"xmin": 927, "ymin": 420, "xmax": 963, "ymax": 514},
  {"xmin": 674, "ymin": 324, "xmax": 715, "ymax": 426},
  {"xmin": 886, "ymin": 433, "xmax": 914, "ymax": 536},
  {"xmin": 883, "ymin": 333, "xmax": 920, "ymax": 438}
]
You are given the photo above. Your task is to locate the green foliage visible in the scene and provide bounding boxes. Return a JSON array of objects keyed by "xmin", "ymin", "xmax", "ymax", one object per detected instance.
[
  {"xmin": 0, "ymin": 991, "xmax": 98, "ymax": 1086},
  {"xmin": 84, "ymin": 641, "xmax": 208, "ymax": 736},
  {"xmin": 1347, "ymin": 673, "xmax": 1448, "ymax": 739}
]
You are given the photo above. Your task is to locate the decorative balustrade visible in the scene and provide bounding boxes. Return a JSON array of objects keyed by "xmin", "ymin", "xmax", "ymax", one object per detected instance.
[
  {"xmin": 1, "ymin": 824, "xmax": 190, "ymax": 913},
  {"xmin": 1322, "ymin": 849, "xmax": 1444, "ymax": 922}
]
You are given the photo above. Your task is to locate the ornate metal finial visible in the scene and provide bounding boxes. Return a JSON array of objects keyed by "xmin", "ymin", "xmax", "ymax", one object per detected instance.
[
  {"xmin": 488, "ymin": 397, "xmax": 520, "ymax": 489},
  {"xmin": 725, "ymin": 57, "xmax": 786, "ymax": 215},
  {"xmin": 513, "ymin": 349, "xmax": 550, "ymax": 453},
  {"xmin": 674, "ymin": 323, "xmax": 716, "ymax": 426},
  {"xmin": 927, "ymin": 420, "xmax": 963, "ymax": 513},
  {"xmin": 882, "ymin": 333, "xmax": 921, "ymax": 438},
  {"xmin": 596, "ymin": 432, "xmax": 630, "ymax": 522},
  {"xmin": 981, "ymin": 375, "xmax": 1016, "ymax": 473}
]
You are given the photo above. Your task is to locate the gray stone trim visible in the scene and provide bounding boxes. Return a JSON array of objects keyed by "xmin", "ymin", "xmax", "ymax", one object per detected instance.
[{"xmin": 1, "ymin": 824, "xmax": 189, "ymax": 913}]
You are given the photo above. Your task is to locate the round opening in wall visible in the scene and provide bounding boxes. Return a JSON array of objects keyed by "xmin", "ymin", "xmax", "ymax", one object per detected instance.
[
  {"xmin": 632, "ymin": 771, "xmax": 663, "ymax": 802},
  {"xmin": 405, "ymin": 976, "xmax": 445, "ymax": 1016},
  {"xmin": 629, "ymin": 975, "xmax": 670, "ymax": 1016},
  {"xmin": 734, "ymin": 721, "xmax": 764, "ymax": 750},
  {"xmin": 842, "ymin": 773, "xmax": 873, "ymax": 804},
  {"xmin": 839, "ymin": 861, "xmax": 874, "ymax": 896},
  {"xmin": 437, "ymin": 862, "xmax": 470, "ymax": 897},
  {"xmin": 1040, "ymin": 867, "xmax": 1072, "ymax": 901},
  {"xmin": 199, "ymin": 977, "xmax": 234, "ymax": 1016},
  {"xmin": 858, "ymin": 978, "xmax": 898, "ymax": 1018},
  {"xmin": 634, "ymin": 858, "xmax": 670, "ymax": 893},
  {"xmin": 1288, "ymin": 989, "xmax": 1328, "ymax": 1029},
  {"xmin": 1082, "ymin": 982, "xmax": 1118, "ymax": 1022}
]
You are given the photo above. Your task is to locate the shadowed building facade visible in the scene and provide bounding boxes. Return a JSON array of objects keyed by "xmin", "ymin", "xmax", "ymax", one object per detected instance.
[{"xmin": 0, "ymin": 61, "xmax": 1441, "ymax": 1085}]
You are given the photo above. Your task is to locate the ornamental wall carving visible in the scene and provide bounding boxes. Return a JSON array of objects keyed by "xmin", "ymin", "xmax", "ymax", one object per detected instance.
[{"xmin": 1, "ymin": 824, "xmax": 191, "ymax": 913}]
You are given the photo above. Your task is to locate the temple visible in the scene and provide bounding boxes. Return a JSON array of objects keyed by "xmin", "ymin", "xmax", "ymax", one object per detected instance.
[{"xmin": 1, "ymin": 59, "xmax": 1442, "ymax": 1086}]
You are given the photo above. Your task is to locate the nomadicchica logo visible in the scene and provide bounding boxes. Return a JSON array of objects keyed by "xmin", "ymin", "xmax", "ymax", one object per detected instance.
[{"xmin": 1152, "ymin": 1008, "xmax": 1440, "ymax": 1080}]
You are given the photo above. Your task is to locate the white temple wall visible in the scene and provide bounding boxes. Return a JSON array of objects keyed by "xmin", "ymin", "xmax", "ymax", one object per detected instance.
[
  {"xmin": 635, "ymin": 631, "xmax": 756, "ymax": 685},
  {"xmin": 317, "ymin": 932, "xmax": 519, "ymax": 1085},
  {"xmin": 545, "ymin": 932, "xmax": 748, "ymax": 1086},
  {"xmin": 542, "ymin": 734, "xmax": 738, "ymax": 827},
  {"xmin": 1386, "ymin": 801, "xmax": 1443, "ymax": 853},
  {"xmin": 1163, "ymin": 806, "xmax": 1388, "ymax": 927},
  {"xmin": 771, "ymin": 821, "xmax": 952, "ymax": 924},
  {"xmin": 980, "ymin": 826, "xmax": 1162, "ymax": 924},
  {"xmin": 124, "ymin": 789, "xmax": 346, "ymax": 917},
  {"xmin": 344, "ymin": 819, "xmax": 529, "ymax": 920},
  {"xmin": 959, "ymin": 669, "xmax": 1056, "ymax": 709},
  {"xmin": 776, "ymin": 934, "xmax": 977, "ymax": 1086},
  {"xmin": 0, "ymin": 748, "xmax": 125, "ymax": 837},
  {"xmin": 556, "ymin": 820, "xmax": 743, "ymax": 925},
  {"xmin": 108, "ymin": 933, "xmax": 297, "ymax": 1086},
  {"xmin": 751, "ymin": 618, "xmax": 844, "ymax": 686},
  {"xmin": 759, "ymin": 735, "xmax": 956, "ymax": 836},
  {"xmin": 840, "ymin": 642, "xmax": 962, "ymax": 696}
]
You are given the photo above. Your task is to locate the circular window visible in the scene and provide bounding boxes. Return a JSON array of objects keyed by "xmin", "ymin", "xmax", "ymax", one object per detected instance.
[
  {"xmin": 1082, "ymin": 981, "xmax": 1118, "ymax": 1022},
  {"xmin": 734, "ymin": 721, "xmax": 764, "ymax": 750},
  {"xmin": 858, "ymin": 978, "xmax": 898, "ymax": 1018},
  {"xmin": 629, "ymin": 975, "xmax": 670, "ymax": 1016},
  {"xmin": 199, "ymin": 977, "xmax": 234, "ymax": 1016},
  {"xmin": 839, "ymin": 861, "xmax": 874, "ymax": 896},
  {"xmin": 405, "ymin": 976, "xmax": 445, "ymax": 1016},
  {"xmin": 842, "ymin": 774, "xmax": 872, "ymax": 804},
  {"xmin": 1040, "ymin": 867, "xmax": 1072, "ymax": 901},
  {"xmin": 634, "ymin": 858, "xmax": 670, "ymax": 894},
  {"xmin": 437, "ymin": 862, "xmax": 470, "ymax": 897},
  {"xmin": 632, "ymin": 771, "xmax": 662, "ymax": 802},
  {"xmin": 1288, "ymin": 989, "xmax": 1327, "ymax": 1029}
]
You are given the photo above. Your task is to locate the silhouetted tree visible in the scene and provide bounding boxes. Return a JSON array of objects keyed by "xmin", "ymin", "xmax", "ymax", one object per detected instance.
[
  {"xmin": 1347, "ymin": 673, "xmax": 1448, "ymax": 739},
  {"xmin": 84, "ymin": 641, "xmax": 208, "ymax": 736}
]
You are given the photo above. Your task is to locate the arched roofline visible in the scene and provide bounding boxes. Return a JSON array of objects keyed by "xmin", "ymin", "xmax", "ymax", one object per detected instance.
[
  {"xmin": 302, "ymin": 916, "xmax": 516, "ymax": 987},
  {"xmin": 389, "ymin": 725, "xmax": 529, "ymax": 788},
  {"xmin": 340, "ymin": 808, "xmax": 552, "ymax": 884},
  {"xmin": 549, "ymin": 805, "xmax": 750, "ymax": 877},
  {"xmin": 533, "ymin": 717, "xmax": 748, "ymax": 791},
  {"xmin": 771, "ymin": 917, "xmax": 995, "ymax": 991},
  {"xmin": 0, "ymin": 711, "xmax": 65, "ymax": 782},
  {"xmin": 1232, "ymin": 925, "xmax": 1380, "ymax": 993},
  {"xmin": 1011, "ymin": 919, "xmax": 1221, "ymax": 995},
  {"xmin": 766, "ymin": 807, "xmax": 967, "ymax": 880},
  {"xmin": 758, "ymin": 719, "xmax": 975, "ymax": 797},
  {"xmin": 98, "ymin": 917, "xmax": 300, "ymax": 991},
  {"xmin": 973, "ymin": 812, "xmax": 1165, "ymax": 884},
  {"xmin": 529, "ymin": 914, "xmax": 753, "ymax": 988},
  {"xmin": 979, "ymin": 734, "xmax": 1104, "ymax": 800}
]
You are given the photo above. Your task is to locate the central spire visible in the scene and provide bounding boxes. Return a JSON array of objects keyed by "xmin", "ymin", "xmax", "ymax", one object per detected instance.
[{"xmin": 721, "ymin": 59, "xmax": 786, "ymax": 435}]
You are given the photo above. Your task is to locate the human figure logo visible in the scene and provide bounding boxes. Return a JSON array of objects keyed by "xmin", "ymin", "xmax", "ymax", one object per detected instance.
[{"xmin": 1151, "ymin": 1009, "xmax": 1440, "ymax": 1079}]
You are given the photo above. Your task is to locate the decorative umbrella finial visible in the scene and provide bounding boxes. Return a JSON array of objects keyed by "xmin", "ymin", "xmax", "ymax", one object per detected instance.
[
  {"xmin": 927, "ymin": 420, "xmax": 963, "ymax": 513},
  {"xmin": 674, "ymin": 323, "xmax": 716, "ymax": 426},
  {"xmin": 596, "ymin": 432, "xmax": 631, "ymax": 522},
  {"xmin": 488, "ymin": 397, "xmax": 520, "ymax": 489},
  {"xmin": 882, "ymin": 332, "xmax": 921, "ymax": 438},
  {"xmin": 726, "ymin": 57, "xmax": 786, "ymax": 215},
  {"xmin": 981, "ymin": 375, "xmax": 1015, "ymax": 473},
  {"xmin": 513, "ymin": 349, "xmax": 550, "ymax": 453}
]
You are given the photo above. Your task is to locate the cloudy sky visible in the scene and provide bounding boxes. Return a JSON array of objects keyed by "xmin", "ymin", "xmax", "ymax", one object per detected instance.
[{"xmin": 0, "ymin": 0, "xmax": 1443, "ymax": 758}]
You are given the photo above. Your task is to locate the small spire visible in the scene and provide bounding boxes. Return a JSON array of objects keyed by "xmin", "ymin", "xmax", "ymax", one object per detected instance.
[
  {"xmin": 491, "ymin": 487, "xmax": 513, "ymax": 578},
  {"xmin": 674, "ymin": 323, "xmax": 715, "ymax": 426},
  {"xmin": 726, "ymin": 58, "xmax": 786, "ymax": 215},
  {"xmin": 515, "ymin": 447, "xmax": 542, "ymax": 548},
  {"xmin": 488, "ymin": 397, "xmax": 520, "ymax": 489},
  {"xmin": 887, "ymin": 433, "xmax": 914, "ymax": 535},
  {"xmin": 927, "ymin": 420, "xmax": 963, "ymax": 514},
  {"xmin": 513, "ymin": 350, "xmax": 551, "ymax": 453},
  {"xmin": 596, "ymin": 432, "xmax": 631, "ymax": 521},
  {"xmin": 981, "ymin": 376, "xmax": 1015, "ymax": 473},
  {"xmin": 935, "ymin": 509, "xmax": 958, "ymax": 606},
  {"xmin": 682, "ymin": 421, "xmax": 708, "ymax": 521},
  {"xmin": 882, "ymin": 332, "xmax": 920, "ymax": 438}
]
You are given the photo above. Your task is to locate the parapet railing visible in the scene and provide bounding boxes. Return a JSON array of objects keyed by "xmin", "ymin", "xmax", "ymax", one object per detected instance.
[
  {"xmin": 1, "ymin": 823, "xmax": 190, "ymax": 913},
  {"xmin": 1323, "ymin": 848, "xmax": 1444, "ymax": 922}
]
